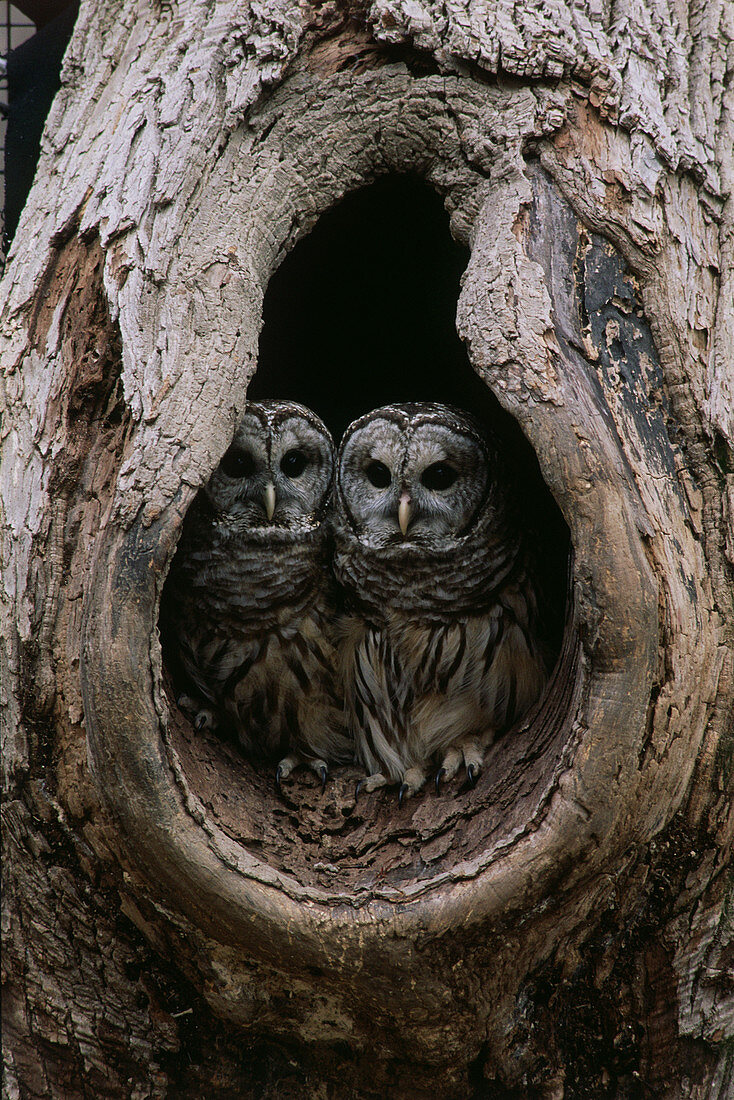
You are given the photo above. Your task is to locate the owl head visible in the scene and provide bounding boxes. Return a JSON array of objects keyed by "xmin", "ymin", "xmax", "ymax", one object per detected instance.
[
  {"xmin": 336, "ymin": 403, "xmax": 493, "ymax": 551},
  {"xmin": 205, "ymin": 400, "xmax": 335, "ymax": 532}
]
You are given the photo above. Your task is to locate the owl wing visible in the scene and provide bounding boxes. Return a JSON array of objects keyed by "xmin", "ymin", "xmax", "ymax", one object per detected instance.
[
  {"xmin": 289, "ymin": 609, "xmax": 352, "ymax": 766},
  {"xmin": 200, "ymin": 604, "xmax": 345, "ymax": 768},
  {"xmin": 405, "ymin": 617, "xmax": 499, "ymax": 763},
  {"xmin": 345, "ymin": 622, "xmax": 411, "ymax": 782},
  {"xmin": 176, "ymin": 618, "xmax": 260, "ymax": 705},
  {"xmin": 408, "ymin": 599, "xmax": 546, "ymax": 764}
]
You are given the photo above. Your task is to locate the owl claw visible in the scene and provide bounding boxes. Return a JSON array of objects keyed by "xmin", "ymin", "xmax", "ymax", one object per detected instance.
[
  {"xmin": 355, "ymin": 779, "xmax": 365, "ymax": 799},
  {"xmin": 435, "ymin": 768, "xmax": 446, "ymax": 793},
  {"xmin": 398, "ymin": 783, "xmax": 409, "ymax": 807},
  {"xmin": 466, "ymin": 763, "xmax": 479, "ymax": 787},
  {"xmin": 319, "ymin": 765, "xmax": 328, "ymax": 792},
  {"xmin": 184, "ymin": 703, "xmax": 216, "ymax": 732},
  {"xmin": 275, "ymin": 765, "xmax": 284, "ymax": 791}
]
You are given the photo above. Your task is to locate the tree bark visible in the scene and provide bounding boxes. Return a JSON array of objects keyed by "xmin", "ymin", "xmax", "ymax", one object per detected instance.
[{"xmin": 2, "ymin": 0, "xmax": 732, "ymax": 1096}]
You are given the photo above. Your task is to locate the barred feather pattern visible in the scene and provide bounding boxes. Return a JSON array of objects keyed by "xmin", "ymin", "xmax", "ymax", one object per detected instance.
[
  {"xmin": 333, "ymin": 402, "xmax": 548, "ymax": 794},
  {"xmin": 164, "ymin": 400, "xmax": 351, "ymax": 773},
  {"xmin": 338, "ymin": 574, "xmax": 547, "ymax": 784},
  {"xmin": 169, "ymin": 521, "xmax": 348, "ymax": 765}
]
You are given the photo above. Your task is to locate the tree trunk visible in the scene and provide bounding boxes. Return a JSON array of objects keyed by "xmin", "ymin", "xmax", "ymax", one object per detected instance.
[{"xmin": 2, "ymin": 0, "xmax": 732, "ymax": 1096}]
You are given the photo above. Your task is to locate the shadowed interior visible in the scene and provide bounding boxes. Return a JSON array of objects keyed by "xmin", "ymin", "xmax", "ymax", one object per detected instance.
[{"xmin": 251, "ymin": 175, "xmax": 477, "ymax": 437}]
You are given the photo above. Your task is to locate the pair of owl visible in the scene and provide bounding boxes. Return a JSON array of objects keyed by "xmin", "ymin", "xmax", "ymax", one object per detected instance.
[{"xmin": 166, "ymin": 399, "xmax": 548, "ymax": 801}]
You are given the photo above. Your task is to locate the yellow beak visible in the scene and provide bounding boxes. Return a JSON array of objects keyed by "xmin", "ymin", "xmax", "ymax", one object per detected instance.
[
  {"xmin": 264, "ymin": 482, "xmax": 276, "ymax": 521},
  {"xmin": 398, "ymin": 492, "xmax": 413, "ymax": 536}
]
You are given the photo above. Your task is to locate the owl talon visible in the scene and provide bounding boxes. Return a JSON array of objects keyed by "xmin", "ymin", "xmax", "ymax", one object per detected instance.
[
  {"xmin": 466, "ymin": 763, "xmax": 479, "ymax": 787},
  {"xmin": 319, "ymin": 765, "xmax": 328, "ymax": 792},
  {"xmin": 398, "ymin": 783, "xmax": 409, "ymax": 807},
  {"xmin": 178, "ymin": 695, "xmax": 216, "ymax": 732},
  {"xmin": 275, "ymin": 765, "xmax": 284, "ymax": 791},
  {"xmin": 435, "ymin": 768, "xmax": 446, "ymax": 793}
]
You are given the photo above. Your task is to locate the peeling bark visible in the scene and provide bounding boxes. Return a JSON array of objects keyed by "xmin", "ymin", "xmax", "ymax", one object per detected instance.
[{"xmin": 2, "ymin": 0, "xmax": 732, "ymax": 1096}]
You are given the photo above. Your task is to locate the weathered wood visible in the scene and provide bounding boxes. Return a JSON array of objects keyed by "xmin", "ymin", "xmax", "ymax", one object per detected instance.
[{"xmin": 2, "ymin": 0, "xmax": 732, "ymax": 1095}]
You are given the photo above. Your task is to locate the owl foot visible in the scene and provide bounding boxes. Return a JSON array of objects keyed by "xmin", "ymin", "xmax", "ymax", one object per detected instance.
[
  {"xmin": 438, "ymin": 740, "xmax": 486, "ymax": 788},
  {"xmin": 398, "ymin": 767, "xmax": 427, "ymax": 804},
  {"xmin": 177, "ymin": 693, "xmax": 217, "ymax": 732},
  {"xmin": 275, "ymin": 756, "xmax": 296, "ymax": 790},
  {"xmin": 436, "ymin": 746, "xmax": 464, "ymax": 783},
  {"xmin": 355, "ymin": 773, "xmax": 388, "ymax": 798},
  {"xmin": 311, "ymin": 760, "xmax": 329, "ymax": 791},
  {"xmin": 276, "ymin": 756, "xmax": 330, "ymax": 791},
  {"xmin": 462, "ymin": 742, "xmax": 485, "ymax": 787}
]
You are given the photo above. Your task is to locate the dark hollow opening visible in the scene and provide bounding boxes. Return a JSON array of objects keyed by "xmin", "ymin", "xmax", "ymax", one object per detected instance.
[
  {"xmin": 252, "ymin": 175, "xmax": 493, "ymax": 437},
  {"xmin": 251, "ymin": 174, "xmax": 569, "ymax": 646},
  {"xmin": 162, "ymin": 175, "xmax": 573, "ymax": 890}
]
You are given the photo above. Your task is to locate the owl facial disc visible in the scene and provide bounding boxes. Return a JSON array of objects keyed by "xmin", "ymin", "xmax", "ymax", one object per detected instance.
[
  {"xmin": 337, "ymin": 403, "xmax": 490, "ymax": 549},
  {"xmin": 206, "ymin": 400, "xmax": 335, "ymax": 533}
]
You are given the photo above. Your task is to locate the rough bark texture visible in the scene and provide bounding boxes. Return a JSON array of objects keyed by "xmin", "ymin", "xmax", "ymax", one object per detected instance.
[{"xmin": 2, "ymin": 0, "xmax": 732, "ymax": 1096}]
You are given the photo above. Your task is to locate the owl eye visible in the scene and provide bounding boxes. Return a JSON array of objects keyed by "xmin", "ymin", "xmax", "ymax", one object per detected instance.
[
  {"xmin": 365, "ymin": 460, "xmax": 391, "ymax": 489},
  {"xmin": 280, "ymin": 449, "xmax": 309, "ymax": 478},
  {"xmin": 220, "ymin": 447, "xmax": 257, "ymax": 478},
  {"xmin": 421, "ymin": 462, "xmax": 458, "ymax": 491}
]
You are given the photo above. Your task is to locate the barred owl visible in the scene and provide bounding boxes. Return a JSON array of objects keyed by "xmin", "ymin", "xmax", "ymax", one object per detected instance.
[
  {"xmin": 165, "ymin": 399, "xmax": 350, "ymax": 785},
  {"xmin": 333, "ymin": 402, "xmax": 548, "ymax": 800}
]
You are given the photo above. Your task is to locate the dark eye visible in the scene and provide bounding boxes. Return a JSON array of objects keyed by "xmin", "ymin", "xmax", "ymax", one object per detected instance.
[
  {"xmin": 280, "ymin": 449, "xmax": 308, "ymax": 478},
  {"xmin": 421, "ymin": 462, "xmax": 458, "ymax": 491},
  {"xmin": 366, "ymin": 460, "xmax": 391, "ymax": 489},
  {"xmin": 220, "ymin": 447, "xmax": 257, "ymax": 478}
]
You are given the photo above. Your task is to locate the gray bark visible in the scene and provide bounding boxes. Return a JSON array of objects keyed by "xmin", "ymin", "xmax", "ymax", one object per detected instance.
[{"xmin": 2, "ymin": 0, "xmax": 732, "ymax": 1096}]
